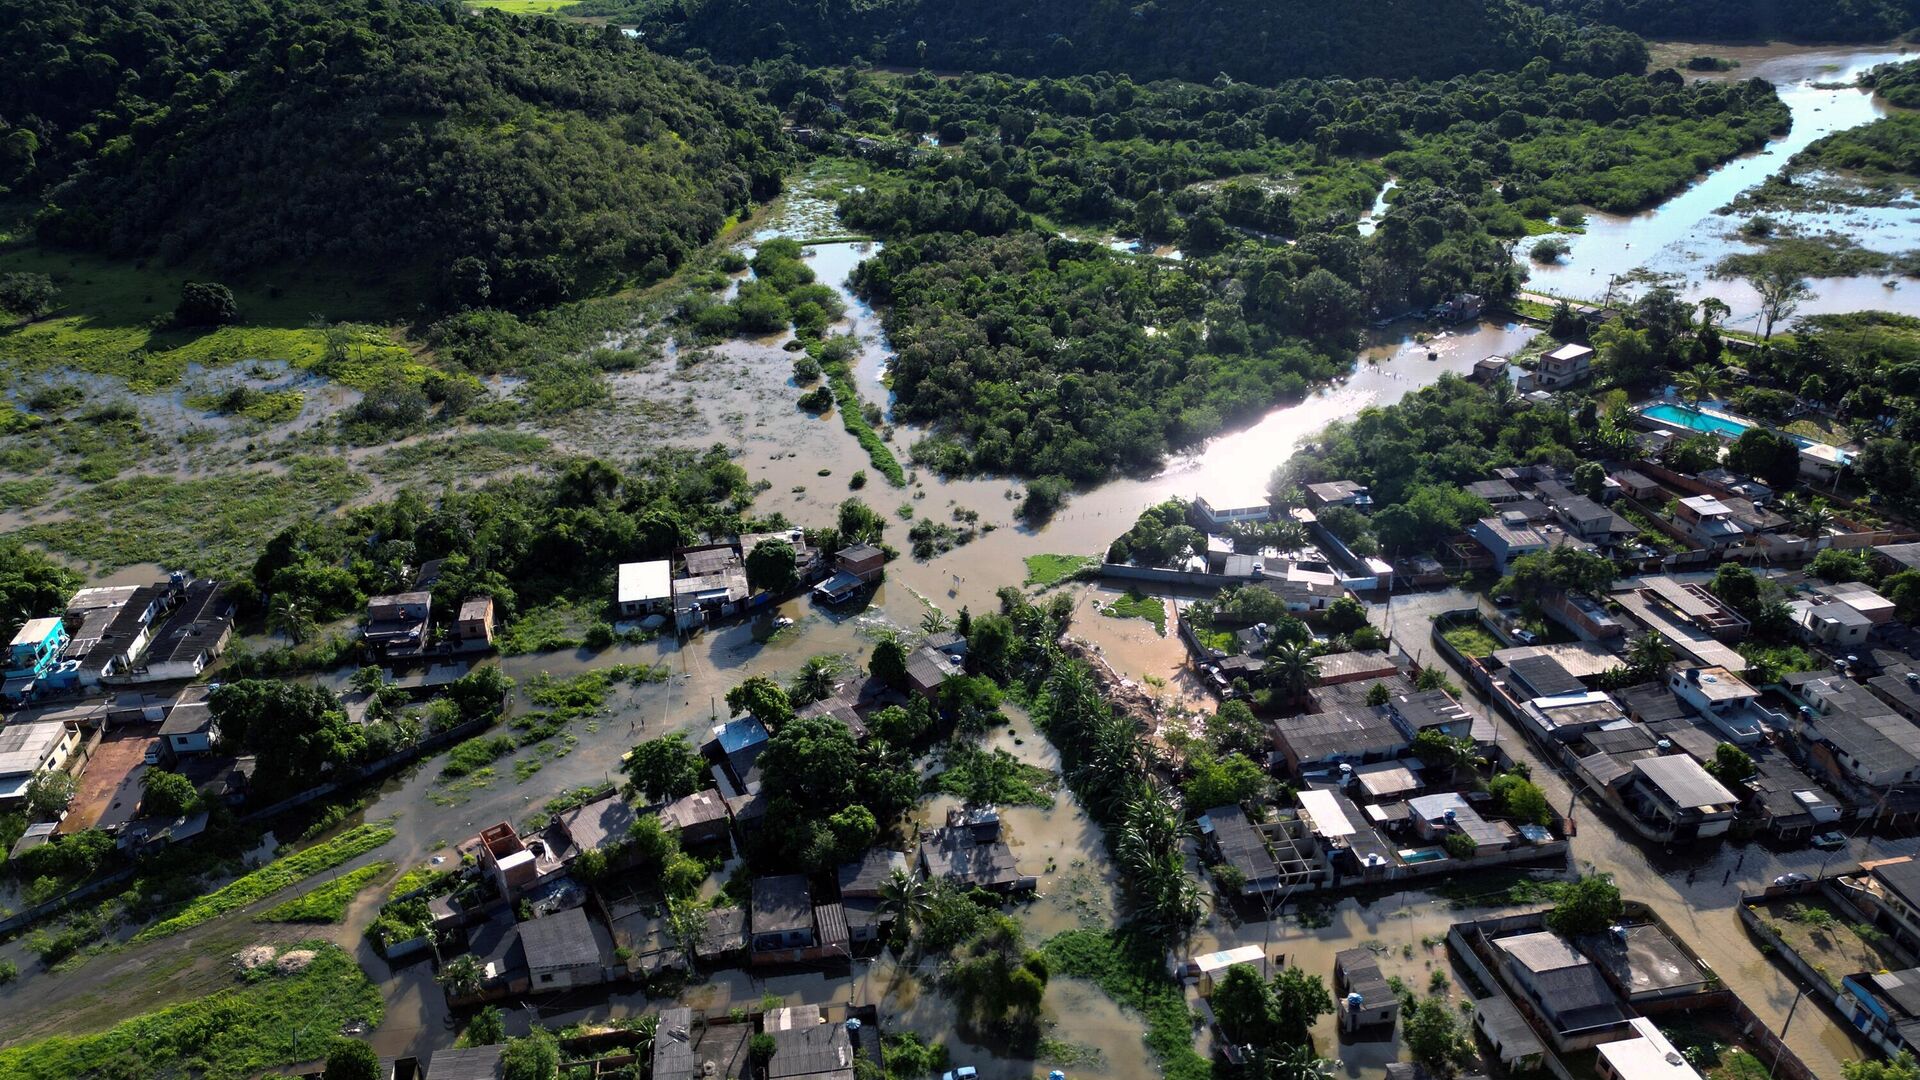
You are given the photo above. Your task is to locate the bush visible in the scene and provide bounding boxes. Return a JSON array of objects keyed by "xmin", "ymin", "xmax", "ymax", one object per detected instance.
[
  {"xmin": 173, "ymin": 282, "xmax": 239, "ymax": 327},
  {"xmin": 1531, "ymin": 236, "xmax": 1571, "ymax": 262}
]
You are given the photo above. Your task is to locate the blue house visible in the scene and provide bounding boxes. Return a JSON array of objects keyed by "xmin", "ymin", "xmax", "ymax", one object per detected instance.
[{"xmin": 4, "ymin": 617, "xmax": 69, "ymax": 700}]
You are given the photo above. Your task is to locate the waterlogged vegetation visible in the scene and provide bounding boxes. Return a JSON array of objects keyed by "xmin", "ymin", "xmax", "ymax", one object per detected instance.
[
  {"xmin": 256, "ymin": 861, "xmax": 394, "ymax": 924},
  {"xmin": 0, "ymin": 944, "xmax": 381, "ymax": 1080},
  {"xmin": 131, "ymin": 823, "xmax": 396, "ymax": 943},
  {"xmin": 1041, "ymin": 930, "xmax": 1209, "ymax": 1080}
]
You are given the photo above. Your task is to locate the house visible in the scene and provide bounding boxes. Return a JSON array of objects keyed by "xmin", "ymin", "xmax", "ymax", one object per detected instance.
[
  {"xmin": 1626, "ymin": 755, "xmax": 1738, "ymax": 840},
  {"xmin": 1312, "ymin": 651, "xmax": 1399, "ymax": 687},
  {"xmin": 1383, "ymin": 688, "xmax": 1473, "ymax": 741},
  {"xmin": 1466, "ymin": 478, "xmax": 1522, "ymax": 505},
  {"xmin": 1195, "ymin": 486, "xmax": 1273, "ymax": 531},
  {"xmin": 1492, "ymin": 930, "xmax": 1632, "ymax": 1050},
  {"xmin": 1184, "ymin": 945, "xmax": 1269, "ymax": 992},
  {"xmin": 741, "ymin": 528, "xmax": 820, "ymax": 586},
  {"xmin": 1406, "ymin": 791, "xmax": 1509, "ymax": 853},
  {"xmin": 1506, "ymin": 653, "xmax": 1586, "ymax": 699},
  {"xmin": 1840, "ymin": 966, "xmax": 1920, "ymax": 1060},
  {"xmin": 1470, "ymin": 355, "xmax": 1510, "ymax": 385},
  {"xmin": 1672, "ymin": 495, "xmax": 1746, "ymax": 550},
  {"xmin": 1201, "ymin": 805, "xmax": 1285, "ymax": 895},
  {"xmin": 1543, "ymin": 590, "xmax": 1626, "ymax": 641},
  {"xmin": 128, "ymin": 579, "xmax": 233, "ymax": 682},
  {"xmin": 1795, "ymin": 600, "xmax": 1873, "ymax": 648},
  {"xmin": 1521, "ymin": 690, "xmax": 1629, "ymax": 743},
  {"xmin": 658, "ymin": 789, "xmax": 732, "ymax": 848},
  {"xmin": 1595, "ymin": 1017, "xmax": 1705, "ymax": 1080},
  {"xmin": 751, "ymin": 875, "xmax": 849, "ymax": 964},
  {"xmin": 5, "ymin": 616, "xmax": 68, "ymax": 691},
  {"xmin": 1307, "ymin": 481, "xmax": 1372, "ymax": 509},
  {"xmin": 1640, "ymin": 576, "xmax": 1749, "ymax": 642},
  {"xmin": 1335, "ymin": 948, "xmax": 1399, "ymax": 1032},
  {"xmin": 1553, "ymin": 495, "xmax": 1633, "ymax": 545},
  {"xmin": 475, "ymin": 822, "xmax": 538, "ymax": 897},
  {"xmin": 1822, "ymin": 581, "xmax": 1898, "ymax": 626},
  {"xmin": 918, "ymin": 808, "xmax": 1028, "ymax": 892},
  {"xmin": 1473, "ymin": 994, "xmax": 1546, "ymax": 1073},
  {"xmin": 835, "ymin": 544, "xmax": 886, "ymax": 584},
  {"xmin": 1612, "ymin": 470, "xmax": 1662, "ymax": 500},
  {"xmin": 1791, "ymin": 676, "xmax": 1920, "ymax": 789},
  {"xmin": 838, "ymin": 848, "xmax": 910, "ymax": 944},
  {"xmin": 456, "ymin": 597, "xmax": 496, "ymax": 648},
  {"xmin": 1580, "ymin": 921, "xmax": 1712, "ymax": 1003},
  {"xmin": 1470, "ymin": 513, "xmax": 1547, "ymax": 572},
  {"xmin": 159, "ymin": 687, "xmax": 218, "ymax": 756},
  {"xmin": 1521, "ymin": 343, "xmax": 1594, "ymax": 391},
  {"xmin": 765, "ymin": 1004, "xmax": 854, "ymax": 1080},
  {"xmin": 1846, "ymin": 858, "xmax": 1920, "ymax": 951},
  {"xmin": 1747, "ymin": 751, "xmax": 1843, "ymax": 840},
  {"xmin": 904, "ymin": 645, "xmax": 961, "ymax": 702},
  {"xmin": 59, "ymin": 582, "xmax": 174, "ymax": 689},
  {"xmin": 672, "ymin": 548, "xmax": 750, "ymax": 625},
  {"xmin": 616, "ymin": 560, "xmax": 674, "ymax": 618},
  {"xmin": 1668, "ymin": 666, "xmax": 1768, "ymax": 745},
  {"xmin": 0, "ymin": 721, "xmax": 82, "ymax": 805},
  {"xmin": 550, "ymin": 791, "xmax": 638, "ymax": 861},
  {"xmin": 1431, "ymin": 292, "xmax": 1484, "ymax": 323},
  {"xmin": 705, "ymin": 715, "xmax": 771, "ymax": 792},
  {"xmin": 520, "ymin": 906, "xmax": 606, "ymax": 990},
  {"xmin": 364, "ymin": 591, "xmax": 431, "ymax": 657},
  {"xmin": 426, "ymin": 1044, "xmax": 506, "ymax": 1080},
  {"xmin": 1271, "ymin": 706, "xmax": 1410, "ymax": 774},
  {"xmin": 1869, "ymin": 668, "xmax": 1920, "ymax": 723}
]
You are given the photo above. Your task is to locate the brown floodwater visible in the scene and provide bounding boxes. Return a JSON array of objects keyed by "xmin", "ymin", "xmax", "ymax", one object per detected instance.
[{"xmin": 1522, "ymin": 46, "xmax": 1920, "ymax": 325}]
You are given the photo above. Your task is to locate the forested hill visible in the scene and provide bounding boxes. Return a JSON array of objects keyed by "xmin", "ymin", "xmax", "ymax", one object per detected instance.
[
  {"xmin": 1521, "ymin": 0, "xmax": 1920, "ymax": 43},
  {"xmin": 598, "ymin": 0, "xmax": 1650, "ymax": 84},
  {"xmin": 0, "ymin": 0, "xmax": 790, "ymax": 310}
]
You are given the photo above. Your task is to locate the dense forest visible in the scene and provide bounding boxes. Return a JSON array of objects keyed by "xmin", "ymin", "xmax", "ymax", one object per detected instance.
[
  {"xmin": 0, "ymin": 0, "xmax": 790, "ymax": 310},
  {"xmin": 1522, "ymin": 0, "xmax": 1920, "ymax": 42},
  {"xmin": 587, "ymin": 0, "xmax": 1650, "ymax": 84}
]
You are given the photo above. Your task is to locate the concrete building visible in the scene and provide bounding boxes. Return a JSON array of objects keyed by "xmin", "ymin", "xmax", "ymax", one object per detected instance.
[
  {"xmin": 0, "ymin": 720, "xmax": 82, "ymax": 805},
  {"xmin": 1521, "ymin": 342, "xmax": 1593, "ymax": 391},
  {"xmin": 1492, "ymin": 930, "xmax": 1632, "ymax": 1051},
  {"xmin": 520, "ymin": 906, "xmax": 606, "ymax": 990},
  {"xmin": 1470, "ymin": 513, "xmax": 1548, "ymax": 572},
  {"xmin": 616, "ymin": 560, "xmax": 674, "ymax": 618},
  {"xmin": 456, "ymin": 596, "xmax": 496, "ymax": 648},
  {"xmin": 1595, "ymin": 1017, "xmax": 1704, "ymax": 1080},
  {"xmin": 1335, "ymin": 947, "xmax": 1399, "ymax": 1032},
  {"xmin": 1195, "ymin": 486, "xmax": 1273, "ymax": 531},
  {"xmin": 364, "ymin": 591, "xmax": 431, "ymax": 657},
  {"xmin": 1626, "ymin": 755, "xmax": 1738, "ymax": 840},
  {"xmin": 1672, "ymin": 495, "xmax": 1746, "ymax": 550}
]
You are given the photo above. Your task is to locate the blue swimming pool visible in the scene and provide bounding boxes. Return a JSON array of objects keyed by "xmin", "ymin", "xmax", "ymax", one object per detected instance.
[
  {"xmin": 1641, "ymin": 402, "xmax": 1754, "ymax": 439},
  {"xmin": 1398, "ymin": 847, "xmax": 1446, "ymax": 864}
]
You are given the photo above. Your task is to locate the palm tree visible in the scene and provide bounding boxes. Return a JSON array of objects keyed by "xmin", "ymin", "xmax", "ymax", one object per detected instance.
[
  {"xmin": 1265, "ymin": 642, "xmax": 1320, "ymax": 707},
  {"xmin": 877, "ymin": 869, "xmax": 930, "ymax": 940},
  {"xmin": 1628, "ymin": 631, "xmax": 1673, "ymax": 682},
  {"xmin": 1781, "ymin": 493, "xmax": 1835, "ymax": 538},
  {"xmin": 1269, "ymin": 520, "xmax": 1310, "ymax": 553},
  {"xmin": 1673, "ymin": 365, "xmax": 1725, "ymax": 408},
  {"xmin": 920, "ymin": 609, "xmax": 952, "ymax": 635},
  {"xmin": 268, "ymin": 594, "xmax": 316, "ymax": 644},
  {"xmin": 790, "ymin": 655, "xmax": 842, "ymax": 704},
  {"xmin": 1257, "ymin": 1045, "xmax": 1338, "ymax": 1080}
]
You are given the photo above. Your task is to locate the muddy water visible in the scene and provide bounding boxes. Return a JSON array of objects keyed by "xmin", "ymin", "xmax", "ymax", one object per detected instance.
[{"xmin": 1522, "ymin": 46, "xmax": 1920, "ymax": 323}]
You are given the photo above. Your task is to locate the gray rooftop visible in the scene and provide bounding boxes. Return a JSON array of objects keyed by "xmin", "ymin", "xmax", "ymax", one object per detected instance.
[
  {"xmin": 428, "ymin": 1045, "xmax": 506, "ymax": 1080},
  {"xmin": 1506, "ymin": 654, "xmax": 1584, "ymax": 698},
  {"xmin": 518, "ymin": 906, "xmax": 602, "ymax": 970},
  {"xmin": 1273, "ymin": 706, "xmax": 1408, "ymax": 764},
  {"xmin": 753, "ymin": 875, "xmax": 815, "ymax": 935},
  {"xmin": 1633, "ymin": 754, "xmax": 1737, "ymax": 809}
]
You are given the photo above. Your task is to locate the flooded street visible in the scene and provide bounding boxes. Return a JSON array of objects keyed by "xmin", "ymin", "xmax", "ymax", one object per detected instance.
[{"xmin": 1524, "ymin": 46, "xmax": 1920, "ymax": 324}]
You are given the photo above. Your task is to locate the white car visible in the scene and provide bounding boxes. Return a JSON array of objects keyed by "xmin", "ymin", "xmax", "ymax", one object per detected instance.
[
  {"xmin": 1811, "ymin": 831, "xmax": 1848, "ymax": 851},
  {"xmin": 942, "ymin": 1069, "xmax": 978, "ymax": 1080},
  {"xmin": 1773, "ymin": 872, "xmax": 1811, "ymax": 887},
  {"xmin": 143, "ymin": 744, "xmax": 162, "ymax": 765}
]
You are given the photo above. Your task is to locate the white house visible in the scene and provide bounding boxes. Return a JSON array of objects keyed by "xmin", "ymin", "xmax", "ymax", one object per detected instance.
[{"xmin": 616, "ymin": 560, "xmax": 674, "ymax": 618}]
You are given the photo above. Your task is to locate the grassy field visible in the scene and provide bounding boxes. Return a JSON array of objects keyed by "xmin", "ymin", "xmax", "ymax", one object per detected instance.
[
  {"xmin": 1441, "ymin": 622, "xmax": 1502, "ymax": 658},
  {"xmin": 0, "ymin": 244, "xmax": 412, "ymax": 392},
  {"xmin": 1024, "ymin": 553, "xmax": 1099, "ymax": 588},
  {"xmin": 467, "ymin": 0, "xmax": 582, "ymax": 13},
  {"xmin": 0, "ymin": 943, "xmax": 381, "ymax": 1080},
  {"xmin": 257, "ymin": 861, "xmax": 394, "ymax": 924},
  {"xmin": 132, "ymin": 823, "xmax": 396, "ymax": 943}
]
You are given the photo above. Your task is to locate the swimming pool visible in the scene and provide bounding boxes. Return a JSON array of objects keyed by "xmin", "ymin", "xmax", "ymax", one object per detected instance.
[
  {"xmin": 1398, "ymin": 847, "xmax": 1446, "ymax": 864},
  {"xmin": 1640, "ymin": 402, "xmax": 1754, "ymax": 439}
]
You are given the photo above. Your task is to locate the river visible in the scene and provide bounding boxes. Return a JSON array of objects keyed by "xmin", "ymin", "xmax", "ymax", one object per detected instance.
[{"xmin": 1524, "ymin": 46, "xmax": 1920, "ymax": 326}]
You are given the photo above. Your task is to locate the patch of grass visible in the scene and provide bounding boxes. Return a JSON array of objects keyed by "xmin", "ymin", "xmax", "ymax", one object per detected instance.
[
  {"xmin": 0, "ymin": 477, "xmax": 55, "ymax": 508},
  {"xmin": 1023, "ymin": 553, "xmax": 1098, "ymax": 588},
  {"xmin": 442, "ymin": 735, "xmax": 516, "ymax": 778},
  {"xmin": 20, "ymin": 456, "xmax": 367, "ymax": 575},
  {"xmin": 131, "ymin": 823, "xmax": 396, "ymax": 943},
  {"xmin": 1041, "ymin": 930, "xmax": 1208, "ymax": 1080},
  {"xmin": 525, "ymin": 664, "xmax": 668, "ymax": 714},
  {"xmin": 256, "ymin": 861, "xmax": 392, "ymax": 923},
  {"xmin": 495, "ymin": 600, "xmax": 595, "ymax": 655},
  {"xmin": 1441, "ymin": 622, "xmax": 1502, "ymax": 658},
  {"xmin": 1098, "ymin": 590, "xmax": 1167, "ymax": 634},
  {"xmin": 0, "ymin": 943, "xmax": 381, "ymax": 1080},
  {"xmin": 185, "ymin": 386, "xmax": 306, "ymax": 424},
  {"xmin": 386, "ymin": 866, "xmax": 454, "ymax": 901}
]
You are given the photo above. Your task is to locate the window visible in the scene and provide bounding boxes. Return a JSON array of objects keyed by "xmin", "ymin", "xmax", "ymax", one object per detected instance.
[{"xmin": 541, "ymin": 972, "xmax": 554, "ymax": 983}]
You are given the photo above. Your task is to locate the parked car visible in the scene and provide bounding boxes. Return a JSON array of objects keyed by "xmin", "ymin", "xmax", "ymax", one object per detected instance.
[
  {"xmin": 1511, "ymin": 627, "xmax": 1539, "ymax": 645},
  {"xmin": 1811, "ymin": 831, "xmax": 1848, "ymax": 850},
  {"xmin": 943, "ymin": 1069, "xmax": 978, "ymax": 1080},
  {"xmin": 1773, "ymin": 872, "xmax": 1811, "ymax": 887},
  {"xmin": 143, "ymin": 743, "xmax": 162, "ymax": 766}
]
